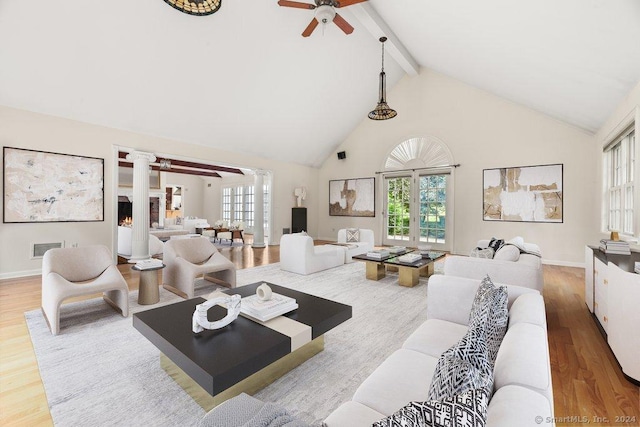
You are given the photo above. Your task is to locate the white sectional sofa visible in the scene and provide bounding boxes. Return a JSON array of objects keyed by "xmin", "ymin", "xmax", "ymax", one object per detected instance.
[
  {"xmin": 280, "ymin": 233, "xmax": 346, "ymax": 275},
  {"xmin": 336, "ymin": 228, "xmax": 374, "ymax": 262},
  {"xmin": 445, "ymin": 238, "xmax": 544, "ymax": 292},
  {"xmin": 325, "ymin": 275, "xmax": 554, "ymax": 427}
]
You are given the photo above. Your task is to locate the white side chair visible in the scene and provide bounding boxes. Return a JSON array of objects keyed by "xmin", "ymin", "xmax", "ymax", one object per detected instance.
[
  {"xmin": 163, "ymin": 237, "xmax": 236, "ymax": 299},
  {"xmin": 41, "ymin": 245, "xmax": 129, "ymax": 335},
  {"xmin": 217, "ymin": 221, "xmax": 245, "ymax": 245}
]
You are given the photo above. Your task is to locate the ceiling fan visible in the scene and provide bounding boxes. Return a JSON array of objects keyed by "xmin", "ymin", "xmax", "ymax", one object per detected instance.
[{"xmin": 278, "ymin": 0, "xmax": 368, "ymax": 37}]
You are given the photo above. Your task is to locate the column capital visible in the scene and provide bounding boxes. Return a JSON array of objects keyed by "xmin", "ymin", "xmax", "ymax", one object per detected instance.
[
  {"xmin": 253, "ymin": 169, "xmax": 270, "ymax": 177},
  {"xmin": 126, "ymin": 151, "xmax": 156, "ymax": 163}
]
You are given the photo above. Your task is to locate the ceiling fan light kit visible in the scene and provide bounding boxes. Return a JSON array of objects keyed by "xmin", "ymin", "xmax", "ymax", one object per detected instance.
[
  {"xmin": 315, "ymin": 5, "xmax": 336, "ymax": 24},
  {"xmin": 368, "ymin": 36, "xmax": 397, "ymax": 121},
  {"xmin": 278, "ymin": 0, "xmax": 365, "ymax": 37}
]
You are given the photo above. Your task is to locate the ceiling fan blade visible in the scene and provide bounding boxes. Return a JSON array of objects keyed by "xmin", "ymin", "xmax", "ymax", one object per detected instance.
[
  {"xmin": 334, "ymin": 0, "xmax": 367, "ymax": 8},
  {"xmin": 302, "ymin": 18, "xmax": 319, "ymax": 37},
  {"xmin": 333, "ymin": 13, "xmax": 354, "ymax": 34},
  {"xmin": 278, "ymin": 0, "xmax": 316, "ymax": 10}
]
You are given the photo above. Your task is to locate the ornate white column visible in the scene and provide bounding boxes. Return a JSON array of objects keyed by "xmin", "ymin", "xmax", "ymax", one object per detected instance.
[
  {"xmin": 252, "ymin": 170, "xmax": 267, "ymax": 248},
  {"xmin": 126, "ymin": 151, "xmax": 156, "ymax": 261}
]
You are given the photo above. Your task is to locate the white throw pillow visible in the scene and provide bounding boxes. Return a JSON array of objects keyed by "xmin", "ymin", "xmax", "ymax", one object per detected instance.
[
  {"xmin": 494, "ymin": 245, "xmax": 520, "ymax": 262},
  {"xmin": 506, "ymin": 236, "xmax": 525, "ymax": 251}
]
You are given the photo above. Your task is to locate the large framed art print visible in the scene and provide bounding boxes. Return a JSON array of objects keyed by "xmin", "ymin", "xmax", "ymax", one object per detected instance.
[
  {"xmin": 329, "ymin": 177, "xmax": 375, "ymax": 217},
  {"xmin": 3, "ymin": 147, "xmax": 104, "ymax": 223},
  {"xmin": 483, "ymin": 163, "xmax": 562, "ymax": 223}
]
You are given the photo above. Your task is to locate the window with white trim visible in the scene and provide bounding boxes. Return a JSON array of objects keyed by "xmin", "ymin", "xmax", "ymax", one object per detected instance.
[
  {"xmin": 222, "ymin": 187, "xmax": 232, "ymax": 223},
  {"xmin": 221, "ymin": 183, "xmax": 270, "ymax": 232},
  {"xmin": 605, "ymin": 127, "xmax": 635, "ymax": 235}
]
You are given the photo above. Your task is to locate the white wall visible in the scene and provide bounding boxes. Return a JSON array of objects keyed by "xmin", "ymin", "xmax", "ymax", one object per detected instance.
[
  {"xmin": 0, "ymin": 106, "xmax": 318, "ymax": 278},
  {"xmin": 317, "ymin": 69, "xmax": 597, "ymax": 265}
]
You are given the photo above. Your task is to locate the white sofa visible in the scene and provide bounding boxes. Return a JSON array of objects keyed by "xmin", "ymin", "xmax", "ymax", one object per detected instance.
[
  {"xmin": 444, "ymin": 238, "xmax": 544, "ymax": 292},
  {"xmin": 325, "ymin": 275, "xmax": 554, "ymax": 427},
  {"xmin": 280, "ymin": 233, "xmax": 346, "ymax": 275},
  {"xmin": 336, "ymin": 228, "xmax": 375, "ymax": 262},
  {"xmin": 117, "ymin": 226, "xmax": 164, "ymax": 258}
]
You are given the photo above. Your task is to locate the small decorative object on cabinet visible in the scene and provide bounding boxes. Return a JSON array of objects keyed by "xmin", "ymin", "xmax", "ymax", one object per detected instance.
[{"xmin": 585, "ymin": 245, "xmax": 640, "ymax": 385}]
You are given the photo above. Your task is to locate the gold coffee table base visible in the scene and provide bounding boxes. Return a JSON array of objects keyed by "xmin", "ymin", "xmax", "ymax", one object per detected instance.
[
  {"xmin": 365, "ymin": 262, "xmax": 386, "ymax": 280},
  {"xmin": 160, "ymin": 335, "xmax": 325, "ymax": 411},
  {"xmin": 397, "ymin": 262, "xmax": 435, "ymax": 287}
]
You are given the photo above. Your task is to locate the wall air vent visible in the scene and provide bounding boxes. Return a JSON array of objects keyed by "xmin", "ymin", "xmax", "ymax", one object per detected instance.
[{"xmin": 31, "ymin": 242, "xmax": 64, "ymax": 259}]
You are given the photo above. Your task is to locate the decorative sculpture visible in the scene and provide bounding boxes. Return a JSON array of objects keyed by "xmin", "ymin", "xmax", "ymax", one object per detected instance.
[
  {"xmin": 256, "ymin": 283, "xmax": 272, "ymax": 301},
  {"xmin": 192, "ymin": 294, "xmax": 241, "ymax": 333},
  {"xmin": 294, "ymin": 187, "xmax": 307, "ymax": 207}
]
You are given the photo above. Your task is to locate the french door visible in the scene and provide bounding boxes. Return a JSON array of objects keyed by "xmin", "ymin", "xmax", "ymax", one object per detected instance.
[{"xmin": 383, "ymin": 172, "xmax": 452, "ymax": 251}]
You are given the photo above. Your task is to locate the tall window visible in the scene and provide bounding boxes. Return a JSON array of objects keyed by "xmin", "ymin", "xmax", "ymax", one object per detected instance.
[
  {"xmin": 222, "ymin": 187, "xmax": 232, "ymax": 223},
  {"xmin": 243, "ymin": 186, "xmax": 254, "ymax": 228},
  {"xmin": 234, "ymin": 186, "xmax": 244, "ymax": 222},
  {"xmin": 221, "ymin": 183, "xmax": 270, "ymax": 232},
  {"xmin": 606, "ymin": 127, "xmax": 635, "ymax": 235}
]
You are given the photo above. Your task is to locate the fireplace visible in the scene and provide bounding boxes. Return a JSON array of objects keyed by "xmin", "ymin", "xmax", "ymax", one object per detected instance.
[{"xmin": 118, "ymin": 196, "xmax": 160, "ymax": 227}]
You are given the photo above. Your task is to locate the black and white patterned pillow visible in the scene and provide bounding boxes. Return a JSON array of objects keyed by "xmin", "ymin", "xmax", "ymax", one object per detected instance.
[
  {"xmin": 430, "ymin": 324, "xmax": 494, "ymax": 401},
  {"xmin": 468, "ymin": 275, "xmax": 508, "ymax": 364},
  {"xmin": 427, "ymin": 353, "xmax": 492, "ymax": 402},
  {"xmin": 346, "ymin": 228, "xmax": 360, "ymax": 243},
  {"xmin": 372, "ymin": 388, "xmax": 490, "ymax": 427}
]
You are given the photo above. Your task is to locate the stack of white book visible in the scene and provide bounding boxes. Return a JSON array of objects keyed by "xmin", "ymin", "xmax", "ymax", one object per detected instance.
[
  {"xmin": 366, "ymin": 249, "xmax": 390, "ymax": 259},
  {"xmin": 388, "ymin": 246, "xmax": 407, "ymax": 255},
  {"xmin": 599, "ymin": 239, "xmax": 631, "ymax": 255},
  {"xmin": 398, "ymin": 253, "xmax": 422, "ymax": 263},
  {"xmin": 135, "ymin": 259, "xmax": 163, "ymax": 270},
  {"xmin": 240, "ymin": 293, "xmax": 298, "ymax": 322}
]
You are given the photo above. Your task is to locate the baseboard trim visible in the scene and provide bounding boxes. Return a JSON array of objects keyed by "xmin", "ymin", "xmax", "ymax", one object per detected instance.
[
  {"xmin": 0, "ymin": 268, "xmax": 42, "ymax": 281},
  {"xmin": 542, "ymin": 259, "xmax": 585, "ymax": 268}
]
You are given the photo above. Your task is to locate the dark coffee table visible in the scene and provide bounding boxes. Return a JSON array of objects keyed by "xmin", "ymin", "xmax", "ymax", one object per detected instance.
[
  {"xmin": 384, "ymin": 251, "xmax": 446, "ymax": 287},
  {"xmin": 133, "ymin": 282, "xmax": 352, "ymax": 410},
  {"xmin": 352, "ymin": 249, "xmax": 409, "ymax": 280}
]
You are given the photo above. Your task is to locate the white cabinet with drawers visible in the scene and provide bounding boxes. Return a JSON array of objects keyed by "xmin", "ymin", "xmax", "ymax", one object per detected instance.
[{"xmin": 585, "ymin": 246, "xmax": 640, "ymax": 384}]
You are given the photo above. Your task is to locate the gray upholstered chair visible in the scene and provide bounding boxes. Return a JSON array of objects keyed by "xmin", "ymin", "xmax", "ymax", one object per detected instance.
[
  {"xmin": 41, "ymin": 245, "xmax": 129, "ymax": 335},
  {"xmin": 163, "ymin": 237, "xmax": 236, "ymax": 299}
]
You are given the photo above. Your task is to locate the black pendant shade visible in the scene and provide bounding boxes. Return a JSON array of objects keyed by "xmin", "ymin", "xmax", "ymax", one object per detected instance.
[{"xmin": 368, "ymin": 37, "xmax": 397, "ymax": 120}]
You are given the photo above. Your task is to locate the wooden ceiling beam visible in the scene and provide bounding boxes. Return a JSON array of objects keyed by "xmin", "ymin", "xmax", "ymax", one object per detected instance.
[
  {"xmin": 118, "ymin": 151, "xmax": 244, "ymax": 175},
  {"xmin": 118, "ymin": 161, "xmax": 221, "ymax": 178}
]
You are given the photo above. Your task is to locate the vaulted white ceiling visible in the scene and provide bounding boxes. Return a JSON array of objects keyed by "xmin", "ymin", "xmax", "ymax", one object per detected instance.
[{"xmin": 1, "ymin": 1, "xmax": 639, "ymax": 168}]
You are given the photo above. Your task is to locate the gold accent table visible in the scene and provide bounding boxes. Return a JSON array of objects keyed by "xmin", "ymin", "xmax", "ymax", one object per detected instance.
[{"xmin": 131, "ymin": 264, "xmax": 165, "ymax": 305}]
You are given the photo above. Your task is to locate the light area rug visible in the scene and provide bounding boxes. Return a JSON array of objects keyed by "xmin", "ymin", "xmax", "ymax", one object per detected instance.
[{"xmin": 26, "ymin": 261, "xmax": 442, "ymax": 426}]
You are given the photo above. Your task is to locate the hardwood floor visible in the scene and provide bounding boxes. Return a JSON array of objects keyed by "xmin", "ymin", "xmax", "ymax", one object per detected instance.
[{"xmin": 0, "ymin": 248, "xmax": 638, "ymax": 426}]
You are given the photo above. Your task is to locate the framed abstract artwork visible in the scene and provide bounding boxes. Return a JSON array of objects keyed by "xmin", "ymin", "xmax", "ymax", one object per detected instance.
[
  {"xmin": 483, "ymin": 163, "xmax": 563, "ymax": 223},
  {"xmin": 3, "ymin": 147, "xmax": 104, "ymax": 223},
  {"xmin": 329, "ymin": 177, "xmax": 375, "ymax": 217}
]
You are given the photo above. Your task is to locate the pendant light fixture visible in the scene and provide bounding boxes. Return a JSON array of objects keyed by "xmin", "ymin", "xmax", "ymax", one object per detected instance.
[{"xmin": 368, "ymin": 36, "xmax": 397, "ymax": 120}]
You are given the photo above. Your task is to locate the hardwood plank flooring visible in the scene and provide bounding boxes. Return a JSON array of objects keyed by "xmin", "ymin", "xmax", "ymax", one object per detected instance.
[{"xmin": 1, "ymin": 248, "xmax": 638, "ymax": 426}]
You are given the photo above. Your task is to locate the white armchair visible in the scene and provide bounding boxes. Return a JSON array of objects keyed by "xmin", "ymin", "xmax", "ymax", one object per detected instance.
[
  {"xmin": 280, "ymin": 233, "xmax": 345, "ymax": 275},
  {"xmin": 42, "ymin": 245, "xmax": 129, "ymax": 335},
  {"xmin": 163, "ymin": 237, "xmax": 236, "ymax": 299},
  {"xmin": 337, "ymin": 228, "xmax": 375, "ymax": 262}
]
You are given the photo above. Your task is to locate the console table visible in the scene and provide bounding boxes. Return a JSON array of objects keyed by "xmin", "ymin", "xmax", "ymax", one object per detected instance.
[{"xmin": 585, "ymin": 245, "xmax": 640, "ymax": 384}]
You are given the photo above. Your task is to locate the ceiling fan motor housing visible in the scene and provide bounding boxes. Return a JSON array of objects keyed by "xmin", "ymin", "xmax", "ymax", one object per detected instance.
[{"xmin": 315, "ymin": 5, "xmax": 336, "ymax": 23}]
